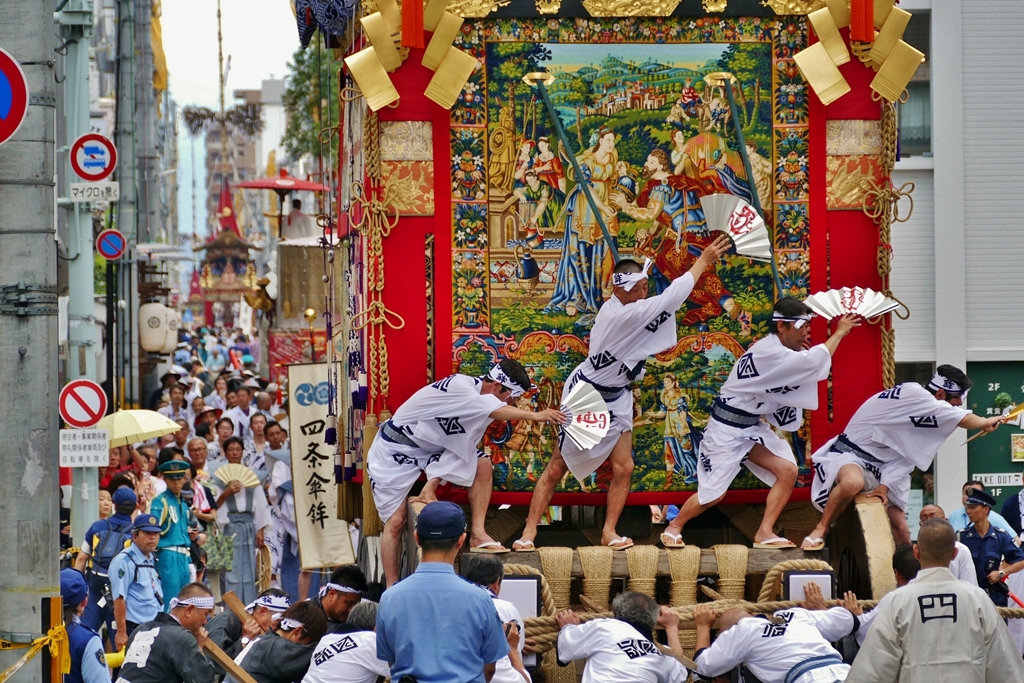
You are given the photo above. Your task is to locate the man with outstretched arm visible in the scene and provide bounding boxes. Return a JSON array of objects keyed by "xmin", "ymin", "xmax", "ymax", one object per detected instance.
[
  {"xmin": 662, "ymin": 299, "xmax": 858, "ymax": 549},
  {"xmin": 366, "ymin": 359, "xmax": 567, "ymax": 586},
  {"xmin": 514, "ymin": 235, "xmax": 732, "ymax": 552},
  {"xmin": 807, "ymin": 364, "xmax": 1002, "ymax": 548}
]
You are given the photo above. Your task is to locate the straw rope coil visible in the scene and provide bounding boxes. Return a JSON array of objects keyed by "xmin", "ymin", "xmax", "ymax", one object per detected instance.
[
  {"xmin": 714, "ymin": 545, "xmax": 748, "ymax": 600},
  {"xmin": 667, "ymin": 544, "xmax": 701, "ymax": 657},
  {"xmin": 578, "ymin": 546, "xmax": 613, "ymax": 610},
  {"xmin": 626, "ymin": 545, "xmax": 660, "ymax": 597},
  {"xmin": 523, "ymin": 550, "xmax": 577, "ymax": 683}
]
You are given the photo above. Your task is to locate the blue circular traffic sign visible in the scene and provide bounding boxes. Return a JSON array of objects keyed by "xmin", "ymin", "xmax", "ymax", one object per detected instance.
[
  {"xmin": 0, "ymin": 47, "xmax": 29, "ymax": 146},
  {"xmin": 95, "ymin": 229, "xmax": 126, "ymax": 260}
]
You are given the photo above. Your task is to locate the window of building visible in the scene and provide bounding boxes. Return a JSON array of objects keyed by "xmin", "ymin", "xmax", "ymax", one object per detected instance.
[{"xmin": 897, "ymin": 12, "xmax": 931, "ymax": 157}]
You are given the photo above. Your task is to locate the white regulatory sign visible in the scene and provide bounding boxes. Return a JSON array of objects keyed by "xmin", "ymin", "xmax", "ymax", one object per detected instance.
[
  {"xmin": 59, "ymin": 428, "xmax": 110, "ymax": 467},
  {"xmin": 972, "ymin": 472, "xmax": 1023, "ymax": 488},
  {"xmin": 70, "ymin": 181, "xmax": 120, "ymax": 203}
]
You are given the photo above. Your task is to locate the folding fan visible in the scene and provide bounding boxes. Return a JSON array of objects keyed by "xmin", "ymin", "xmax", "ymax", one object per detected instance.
[
  {"xmin": 560, "ymin": 381, "xmax": 611, "ymax": 451},
  {"xmin": 214, "ymin": 463, "xmax": 262, "ymax": 489},
  {"xmin": 803, "ymin": 287, "xmax": 901, "ymax": 320},
  {"xmin": 699, "ymin": 193, "xmax": 773, "ymax": 261}
]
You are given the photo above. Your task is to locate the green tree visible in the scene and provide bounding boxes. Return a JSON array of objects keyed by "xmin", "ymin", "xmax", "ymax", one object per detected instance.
[
  {"xmin": 282, "ymin": 41, "xmax": 341, "ymax": 168},
  {"xmin": 718, "ymin": 44, "xmax": 772, "ymax": 129},
  {"xmin": 563, "ymin": 76, "xmax": 594, "ymax": 149}
]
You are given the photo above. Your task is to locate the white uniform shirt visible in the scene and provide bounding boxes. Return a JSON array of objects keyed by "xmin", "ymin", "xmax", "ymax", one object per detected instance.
[
  {"xmin": 719, "ymin": 334, "xmax": 832, "ymax": 430},
  {"xmin": 838, "ymin": 382, "xmax": 969, "ymax": 472},
  {"xmin": 847, "ymin": 567, "xmax": 1024, "ymax": 683},
  {"xmin": 570, "ymin": 273, "xmax": 695, "ymax": 390},
  {"xmin": 491, "ymin": 595, "xmax": 530, "ymax": 683},
  {"xmin": 695, "ymin": 607, "xmax": 853, "ymax": 683},
  {"xmin": 158, "ymin": 404, "xmax": 188, "ymax": 423},
  {"xmin": 390, "ymin": 374, "xmax": 506, "ymax": 461},
  {"xmin": 557, "ymin": 619, "xmax": 688, "ymax": 683},
  {"xmin": 301, "ymin": 631, "xmax": 391, "ymax": 683}
]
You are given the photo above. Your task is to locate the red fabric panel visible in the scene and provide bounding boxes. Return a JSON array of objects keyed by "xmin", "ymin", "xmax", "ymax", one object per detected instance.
[
  {"xmin": 374, "ymin": 53, "xmax": 454, "ymax": 410},
  {"xmin": 826, "ymin": 29, "xmax": 883, "ymax": 121}
]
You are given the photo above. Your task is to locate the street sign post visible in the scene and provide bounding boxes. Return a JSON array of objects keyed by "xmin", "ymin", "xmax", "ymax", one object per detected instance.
[
  {"xmin": 95, "ymin": 229, "xmax": 127, "ymax": 260},
  {"xmin": 0, "ymin": 47, "xmax": 29, "ymax": 146},
  {"xmin": 59, "ymin": 429, "xmax": 110, "ymax": 467},
  {"xmin": 69, "ymin": 133, "xmax": 117, "ymax": 182},
  {"xmin": 59, "ymin": 379, "xmax": 108, "ymax": 429}
]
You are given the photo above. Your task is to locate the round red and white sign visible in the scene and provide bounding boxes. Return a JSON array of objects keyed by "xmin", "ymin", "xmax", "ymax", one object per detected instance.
[
  {"xmin": 70, "ymin": 133, "xmax": 117, "ymax": 182},
  {"xmin": 59, "ymin": 379, "xmax": 108, "ymax": 429}
]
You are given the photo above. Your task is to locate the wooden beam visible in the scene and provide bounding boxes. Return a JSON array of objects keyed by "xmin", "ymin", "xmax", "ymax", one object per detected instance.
[
  {"xmin": 222, "ymin": 591, "xmax": 256, "ymax": 628},
  {"xmin": 499, "ymin": 547, "xmax": 821, "ymax": 578},
  {"xmin": 204, "ymin": 641, "xmax": 259, "ymax": 683}
]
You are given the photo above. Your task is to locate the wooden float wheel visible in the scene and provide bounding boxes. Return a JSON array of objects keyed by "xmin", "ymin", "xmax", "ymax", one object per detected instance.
[{"xmin": 832, "ymin": 494, "xmax": 897, "ymax": 600}]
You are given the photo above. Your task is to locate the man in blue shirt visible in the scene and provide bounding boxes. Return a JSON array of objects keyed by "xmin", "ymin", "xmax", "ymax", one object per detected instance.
[
  {"xmin": 958, "ymin": 488, "xmax": 1024, "ymax": 607},
  {"xmin": 74, "ymin": 487, "xmax": 137, "ymax": 647},
  {"xmin": 109, "ymin": 514, "xmax": 164, "ymax": 650},
  {"xmin": 949, "ymin": 480, "xmax": 1014, "ymax": 534},
  {"xmin": 376, "ymin": 502, "xmax": 509, "ymax": 683}
]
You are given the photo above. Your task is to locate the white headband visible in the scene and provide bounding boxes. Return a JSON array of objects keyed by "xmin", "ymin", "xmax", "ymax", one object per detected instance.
[
  {"xmin": 486, "ymin": 365, "xmax": 531, "ymax": 398},
  {"xmin": 772, "ymin": 313, "xmax": 812, "ymax": 329},
  {"xmin": 928, "ymin": 373, "xmax": 966, "ymax": 396},
  {"xmin": 319, "ymin": 582, "xmax": 362, "ymax": 598},
  {"xmin": 611, "ymin": 258, "xmax": 652, "ymax": 292},
  {"xmin": 247, "ymin": 595, "xmax": 291, "ymax": 613},
  {"xmin": 169, "ymin": 596, "xmax": 215, "ymax": 610},
  {"xmin": 279, "ymin": 618, "xmax": 304, "ymax": 631}
]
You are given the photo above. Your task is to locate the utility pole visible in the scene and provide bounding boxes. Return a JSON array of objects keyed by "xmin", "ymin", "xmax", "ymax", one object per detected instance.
[
  {"xmin": 116, "ymin": 0, "xmax": 138, "ymax": 407},
  {"xmin": 0, "ymin": 1, "xmax": 61, "ymax": 681},
  {"xmin": 59, "ymin": 0, "xmax": 99, "ymax": 547},
  {"xmin": 135, "ymin": 0, "xmax": 157, "ymax": 244}
]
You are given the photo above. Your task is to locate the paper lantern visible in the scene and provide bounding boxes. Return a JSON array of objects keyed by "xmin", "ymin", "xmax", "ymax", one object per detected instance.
[
  {"xmin": 162, "ymin": 307, "xmax": 180, "ymax": 354},
  {"xmin": 139, "ymin": 302, "xmax": 167, "ymax": 352}
]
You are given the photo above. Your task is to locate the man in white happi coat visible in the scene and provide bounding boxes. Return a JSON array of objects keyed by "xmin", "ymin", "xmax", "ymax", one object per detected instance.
[
  {"xmin": 366, "ymin": 359, "xmax": 567, "ymax": 586},
  {"xmin": 662, "ymin": 298, "xmax": 858, "ymax": 549},
  {"xmin": 846, "ymin": 518, "xmax": 1024, "ymax": 683},
  {"xmin": 692, "ymin": 591, "xmax": 856, "ymax": 683},
  {"xmin": 555, "ymin": 592, "xmax": 688, "ymax": 683},
  {"xmin": 514, "ymin": 235, "xmax": 732, "ymax": 552},
  {"xmin": 807, "ymin": 365, "xmax": 1003, "ymax": 548},
  {"xmin": 300, "ymin": 602, "xmax": 390, "ymax": 683}
]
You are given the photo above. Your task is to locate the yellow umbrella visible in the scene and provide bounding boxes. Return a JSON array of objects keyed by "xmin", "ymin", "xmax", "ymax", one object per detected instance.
[{"xmin": 95, "ymin": 409, "xmax": 183, "ymax": 447}]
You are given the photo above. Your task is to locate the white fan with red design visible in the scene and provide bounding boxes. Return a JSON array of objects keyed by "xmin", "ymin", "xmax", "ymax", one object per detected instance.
[
  {"xmin": 559, "ymin": 381, "xmax": 611, "ymax": 451},
  {"xmin": 699, "ymin": 193, "xmax": 772, "ymax": 262},
  {"xmin": 803, "ymin": 287, "xmax": 901, "ymax": 320}
]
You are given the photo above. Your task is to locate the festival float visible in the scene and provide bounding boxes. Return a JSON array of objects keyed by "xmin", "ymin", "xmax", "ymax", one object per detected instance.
[{"xmin": 270, "ymin": 0, "xmax": 926, "ymax": 664}]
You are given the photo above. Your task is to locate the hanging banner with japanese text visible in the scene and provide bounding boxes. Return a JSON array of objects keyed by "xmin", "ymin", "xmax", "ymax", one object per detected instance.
[{"xmin": 289, "ymin": 362, "xmax": 356, "ymax": 569}]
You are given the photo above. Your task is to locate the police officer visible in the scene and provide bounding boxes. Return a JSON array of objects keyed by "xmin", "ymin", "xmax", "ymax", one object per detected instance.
[
  {"xmin": 958, "ymin": 487, "xmax": 1024, "ymax": 606},
  {"xmin": 150, "ymin": 455, "xmax": 193, "ymax": 612},
  {"xmin": 109, "ymin": 514, "xmax": 164, "ymax": 650},
  {"xmin": 74, "ymin": 487, "xmax": 137, "ymax": 647},
  {"xmin": 62, "ymin": 568, "xmax": 111, "ymax": 683}
]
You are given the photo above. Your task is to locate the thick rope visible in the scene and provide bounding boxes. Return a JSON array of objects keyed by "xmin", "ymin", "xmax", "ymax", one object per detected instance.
[
  {"xmin": 881, "ymin": 327, "xmax": 897, "ymax": 389},
  {"xmin": 758, "ymin": 559, "xmax": 834, "ymax": 603},
  {"xmin": 626, "ymin": 545, "xmax": 660, "ymax": 598},
  {"xmin": 539, "ymin": 547, "xmax": 574, "ymax": 610},
  {"xmin": 714, "ymin": 545, "xmax": 748, "ymax": 600},
  {"xmin": 667, "ymin": 544, "xmax": 701, "ymax": 657},
  {"xmin": 579, "ymin": 546, "xmax": 613, "ymax": 610}
]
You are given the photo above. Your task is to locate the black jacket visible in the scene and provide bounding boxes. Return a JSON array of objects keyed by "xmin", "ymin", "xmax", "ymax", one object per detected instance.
[{"xmin": 118, "ymin": 612, "xmax": 216, "ymax": 683}]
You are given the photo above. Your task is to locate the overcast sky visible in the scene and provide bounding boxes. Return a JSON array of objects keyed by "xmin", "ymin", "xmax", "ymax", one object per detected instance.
[{"xmin": 162, "ymin": 0, "xmax": 298, "ymax": 242}]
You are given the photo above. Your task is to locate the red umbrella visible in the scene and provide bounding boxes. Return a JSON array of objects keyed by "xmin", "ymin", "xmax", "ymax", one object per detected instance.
[{"xmin": 236, "ymin": 169, "xmax": 331, "ymax": 238}]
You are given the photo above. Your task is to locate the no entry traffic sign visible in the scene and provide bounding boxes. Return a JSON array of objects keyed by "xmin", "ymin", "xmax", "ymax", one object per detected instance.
[
  {"xmin": 70, "ymin": 133, "xmax": 117, "ymax": 182},
  {"xmin": 95, "ymin": 229, "xmax": 127, "ymax": 260},
  {"xmin": 0, "ymin": 47, "xmax": 29, "ymax": 146},
  {"xmin": 59, "ymin": 379, "xmax": 108, "ymax": 429}
]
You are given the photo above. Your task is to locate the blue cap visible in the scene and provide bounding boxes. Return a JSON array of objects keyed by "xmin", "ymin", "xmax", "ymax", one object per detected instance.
[
  {"xmin": 134, "ymin": 514, "xmax": 162, "ymax": 532},
  {"xmin": 416, "ymin": 501, "xmax": 466, "ymax": 540},
  {"xmin": 966, "ymin": 488, "xmax": 997, "ymax": 508},
  {"xmin": 112, "ymin": 487, "xmax": 137, "ymax": 507},
  {"xmin": 61, "ymin": 568, "xmax": 89, "ymax": 607}
]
